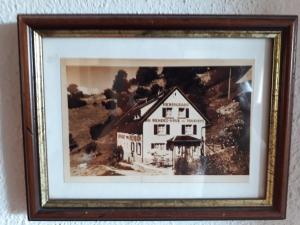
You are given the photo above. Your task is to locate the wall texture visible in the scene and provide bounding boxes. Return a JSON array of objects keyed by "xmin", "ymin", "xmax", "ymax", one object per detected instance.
[{"xmin": 0, "ymin": 0, "xmax": 299, "ymax": 225}]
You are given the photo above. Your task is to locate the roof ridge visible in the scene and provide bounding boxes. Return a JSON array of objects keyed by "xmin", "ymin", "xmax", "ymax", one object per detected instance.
[{"xmin": 113, "ymin": 92, "xmax": 164, "ymax": 128}]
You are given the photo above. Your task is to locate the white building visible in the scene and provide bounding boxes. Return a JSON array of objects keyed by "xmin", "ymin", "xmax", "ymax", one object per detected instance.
[{"xmin": 116, "ymin": 87, "xmax": 208, "ymax": 168}]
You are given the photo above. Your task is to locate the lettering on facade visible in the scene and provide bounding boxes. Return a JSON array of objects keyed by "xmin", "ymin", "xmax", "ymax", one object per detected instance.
[
  {"xmin": 162, "ymin": 102, "xmax": 189, "ymax": 107},
  {"xmin": 149, "ymin": 118, "xmax": 204, "ymax": 123},
  {"xmin": 118, "ymin": 133, "xmax": 141, "ymax": 142},
  {"xmin": 118, "ymin": 134, "xmax": 125, "ymax": 139}
]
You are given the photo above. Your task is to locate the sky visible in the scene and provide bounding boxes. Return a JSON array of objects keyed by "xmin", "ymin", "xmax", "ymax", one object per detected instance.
[
  {"xmin": 66, "ymin": 66, "xmax": 138, "ymax": 94},
  {"xmin": 66, "ymin": 65, "xmax": 252, "ymax": 95}
]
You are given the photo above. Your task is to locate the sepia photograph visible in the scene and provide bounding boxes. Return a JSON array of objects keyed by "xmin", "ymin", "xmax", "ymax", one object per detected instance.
[{"xmin": 64, "ymin": 60, "xmax": 252, "ymax": 177}]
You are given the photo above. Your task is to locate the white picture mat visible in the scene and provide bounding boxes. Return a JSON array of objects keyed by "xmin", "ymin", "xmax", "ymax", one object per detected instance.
[
  {"xmin": 42, "ymin": 37, "xmax": 272, "ymax": 199},
  {"xmin": 61, "ymin": 58, "xmax": 254, "ymax": 184}
]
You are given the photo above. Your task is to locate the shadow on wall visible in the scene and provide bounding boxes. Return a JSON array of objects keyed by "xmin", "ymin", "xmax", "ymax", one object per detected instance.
[{"xmin": 0, "ymin": 23, "xmax": 26, "ymax": 214}]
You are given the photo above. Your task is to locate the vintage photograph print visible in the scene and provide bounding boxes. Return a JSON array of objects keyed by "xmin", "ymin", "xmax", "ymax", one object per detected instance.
[{"xmin": 63, "ymin": 60, "xmax": 252, "ymax": 178}]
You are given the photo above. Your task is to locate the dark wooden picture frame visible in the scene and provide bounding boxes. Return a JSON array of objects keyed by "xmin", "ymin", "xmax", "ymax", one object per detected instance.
[{"xmin": 18, "ymin": 15, "xmax": 297, "ymax": 221}]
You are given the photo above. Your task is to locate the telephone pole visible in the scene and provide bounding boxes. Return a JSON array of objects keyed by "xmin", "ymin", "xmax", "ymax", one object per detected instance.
[{"xmin": 228, "ymin": 68, "xmax": 231, "ymax": 100}]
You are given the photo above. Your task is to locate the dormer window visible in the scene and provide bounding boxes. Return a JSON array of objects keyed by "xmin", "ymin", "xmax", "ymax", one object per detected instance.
[
  {"xmin": 133, "ymin": 114, "xmax": 140, "ymax": 120},
  {"xmin": 178, "ymin": 108, "xmax": 189, "ymax": 118},
  {"xmin": 133, "ymin": 112, "xmax": 141, "ymax": 120},
  {"xmin": 162, "ymin": 108, "xmax": 172, "ymax": 118}
]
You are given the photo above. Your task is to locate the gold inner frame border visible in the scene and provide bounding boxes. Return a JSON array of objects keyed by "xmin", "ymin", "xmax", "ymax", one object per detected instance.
[{"xmin": 32, "ymin": 30, "xmax": 281, "ymax": 208}]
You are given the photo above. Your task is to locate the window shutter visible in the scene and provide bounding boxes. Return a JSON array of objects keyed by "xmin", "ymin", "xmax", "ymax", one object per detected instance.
[
  {"xmin": 154, "ymin": 125, "xmax": 157, "ymax": 135},
  {"xmin": 193, "ymin": 125, "xmax": 197, "ymax": 135},
  {"xmin": 162, "ymin": 108, "xmax": 166, "ymax": 117},
  {"xmin": 166, "ymin": 124, "xmax": 170, "ymax": 134},
  {"xmin": 186, "ymin": 108, "xmax": 189, "ymax": 118},
  {"xmin": 136, "ymin": 143, "xmax": 141, "ymax": 155},
  {"xmin": 182, "ymin": 125, "xmax": 185, "ymax": 134}
]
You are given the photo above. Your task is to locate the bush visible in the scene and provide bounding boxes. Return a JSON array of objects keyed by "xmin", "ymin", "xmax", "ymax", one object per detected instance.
[
  {"xmin": 117, "ymin": 92, "xmax": 130, "ymax": 111},
  {"xmin": 67, "ymin": 84, "xmax": 79, "ymax": 95},
  {"xmin": 85, "ymin": 141, "xmax": 97, "ymax": 154},
  {"xmin": 109, "ymin": 146, "xmax": 124, "ymax": 166},
  {"xmin": 69, "ymin": 133, "xmax": 78, "ymax": 151},
  {"xmin": 73, "ymin": 91, "xmax": 84, "ymax": 99},
  {"xmin": 113, "ymin": 146, "xmax": 124, "ymax": 162},
  {"xmin": 174, "ymin": 157, "xmax": 191, "ymax": 175},
  {"xmin": 90, "ymin": 123, "xmax": 105, "ymax": 140},
  {"xmin": 102, "ymin": 100, "xmax": 117, "ymax": 110},
  {"xmin": 68, "ymin": 94, "xmax": 87, "ymax": 108},
  {"xmin": 89, "ymin": 116, "xmax": 112, "ymax": 140},
  {"xmin": 103, "ymin": 89, "xmax": 116, "ymax": 99}
]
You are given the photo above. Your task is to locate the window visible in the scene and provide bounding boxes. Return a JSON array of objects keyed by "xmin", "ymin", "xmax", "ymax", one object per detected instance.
[
  {"xmin": 154, "ymin": 124, "xmax": 170, "ymax": 135},
  {"xmin": 183, "ymin": 125, "xmax": 192, "ymax": 135},
  {"xmin": 136, "ymin": 143, "xmax": 141, "ymax": 155},
  {"xmin": 182, "ymin": 124, "xmax": 197, "ymax": 135},
  {"xmin": 178, "ymin": 108, "xmax": 189, "ymax": 118},
  {"xmin": 178, "ymin": 108, "xmax": 185, "ymax": 117},
  {"xmin": 133, "ymin": 113, "xmax": 141, "ymax": 120},
  {"xmin": 131, "ymin": 142, "xmax": 135, "ymax": 156},
  {"xmin": 151, "ymin": 143, "xmax": 165, "ymax": 150},
  {"xmin": 158, "ymin": 125, "xmax": 165, "ymax": 135},
  {"xmin": 162, "ymin": 108, "xmax": 172, "ymax": 117}
]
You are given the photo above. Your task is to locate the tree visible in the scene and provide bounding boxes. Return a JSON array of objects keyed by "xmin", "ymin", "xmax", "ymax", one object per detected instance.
[
  {"xmin": 112, "ymin": 70, "xmax": 129, "ymax": 93},
  {"xmin": 128, "ymin": 78, "xmax": 137, "ymax": 86},
  {"xmin": 136, "ymin": 67, "xmax": 159, "ymax": 86},
  {"xmin": 67, "ymin": 83, "xmax": 84, "ymax": 98},
  {"xmin": 102, "ymin": 100, "xmax": 117, "ymax": 110},
  {"xmin": 67, "ymin": 84, "xmax": 79, "ymax": 95},
  {"xmin": 103, "ymin": 88, "xmax": 116, "ymax": 99},
  {"xmin": 134, "ymin": 86, "xmax": 151, "ymax": 100},
  {"xmin": 117, "ymin": 92, "xmax": 130, "ymax": 111},
  {"xmin": 175, "ymin": 157, "xmax": 190, "ymax": 175},
  {"xmin": 162, "ymin": 67, "xmax": 207, "ymax": 91},
  {"xmin": 149, "ymin": 83, "xmax": 163, "ymax": 99},
  {"xmin": 67, "ymin": 84, "xmax": 85, "ymax": 108},
  {"xmin": 67, "ymin": 94, "xmax": 86, "ymax": 108},
  {"xmin": 162, "ymin": 67, "xmax": 208, "ymax": 114}
]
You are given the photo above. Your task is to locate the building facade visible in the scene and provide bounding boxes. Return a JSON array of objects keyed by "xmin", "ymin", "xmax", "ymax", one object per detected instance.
[{"xmin": 116, "ymin": 87, "xmax": 208, "ymax": 168}]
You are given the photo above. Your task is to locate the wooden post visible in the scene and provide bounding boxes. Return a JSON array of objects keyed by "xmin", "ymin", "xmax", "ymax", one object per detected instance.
[
  {"xmin": 172, "ymin": 146, "xmax": 174, "ymax": 170},
  {"xmin": 228, "ymin": 67, "xmax": 231, "ymax": 100}
]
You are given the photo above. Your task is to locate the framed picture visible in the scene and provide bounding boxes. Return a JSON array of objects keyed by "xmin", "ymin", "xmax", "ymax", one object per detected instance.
[{"xmin": 18, "ymin": 15, "xmax": 297, "ymax": 220}]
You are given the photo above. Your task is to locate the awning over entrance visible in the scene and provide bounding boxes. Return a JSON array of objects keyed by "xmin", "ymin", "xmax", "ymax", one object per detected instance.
[{"xmin": 166, "ymin": 135, "xmax": 202, "ymax": 150}]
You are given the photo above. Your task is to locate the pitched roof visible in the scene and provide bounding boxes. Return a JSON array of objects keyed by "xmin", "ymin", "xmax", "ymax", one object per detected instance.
[
  {"xmin": 116, "ymin": 87, "xmax": 209, "ymax": 134},
  {"xmin": 167, "ymin": 135, "xmax": 202, "ymax": 143},
  {"xmin": 168, "ymin": 135, "xmax": 201, "ymax": 142},
  {"xmin": 141, "ymin": 87, "xmax": 209, "ymax": 123},
  {"xmin": 117, "ymin": 120, "xmax": 143, "ymax": 134},
  {"xmin": 114, "ymin": 94, "xmax": 162, "ymax": 132}
]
